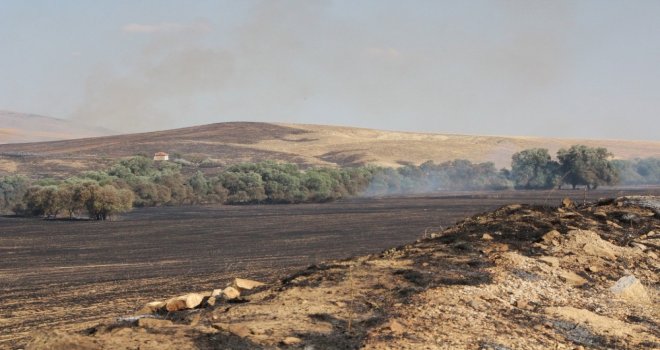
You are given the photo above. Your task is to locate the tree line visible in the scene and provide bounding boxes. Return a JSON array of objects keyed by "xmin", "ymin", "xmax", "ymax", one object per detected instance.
[
  {"xmin": 1, "ymin": 145, "xmax": 658, "ymax": 219},
  {"xmin": 0, "ymin": 158, "xmax": 377, "ymax": 219}
]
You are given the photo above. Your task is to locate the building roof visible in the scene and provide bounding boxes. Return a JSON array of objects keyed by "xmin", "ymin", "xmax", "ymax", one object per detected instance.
[{"xmin": 154, "ymin": 152, "xmax": 169, "ymax": 156}]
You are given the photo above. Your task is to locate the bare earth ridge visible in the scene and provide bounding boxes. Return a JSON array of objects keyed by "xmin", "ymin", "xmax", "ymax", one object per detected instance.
[{"xmin": 0, "ymin": 122, "xmax": 658, "ymax": 177}]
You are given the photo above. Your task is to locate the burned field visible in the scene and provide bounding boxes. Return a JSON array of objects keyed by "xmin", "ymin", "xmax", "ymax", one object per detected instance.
[{"xmin": 0, "ymin": 189, "xmax": 658, "ymax": 347}]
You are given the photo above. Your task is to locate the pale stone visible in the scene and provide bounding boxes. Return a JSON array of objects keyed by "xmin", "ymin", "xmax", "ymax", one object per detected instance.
[
  {"xmin": 222, "ymin": 286, "xmax": 241, "ymax": 300},
  {"xmin": 165, "ymin": 293, "xmax": 204, "ymax": 312},
  {"xmin": 136, "ymin": 301, "xmax": 165, "ymax": 314},
  {"xmin": 481, "ymin": 233, "xmax": 494, "ymax": 241},
  {"xmin": 538, "ymin": 256, "xmax": 559, "ymax": 268},
  {"xmin": 282, "ymin": 336, "xmax": 302, "ymax": 345},
  {"xmin": 559, "ymin": 270, "xmax": 588, "ymax": 287},
  {"xmin": 610, "ymin": 275, "xmax": 649, "ymax": 302},
  {"xmin": 233, "ymin": 278, "xmax": 265, "ymax": 290},
  {"xmin": 587, "ymin": 265, "xmax": 600, "ymax": 273},
  {"xmin": 606, "ymin": 220, "xmax": 623, "ymax": 229},
  {"xmin": 541, "ymin": 230, "xmax": 562, "ymax": 244},
  {"xmin": 593, "ymin": 211, "xmax": 607, "ymax": 219}
]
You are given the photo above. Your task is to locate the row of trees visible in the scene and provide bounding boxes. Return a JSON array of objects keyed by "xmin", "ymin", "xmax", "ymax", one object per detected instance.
[
  {"xmin": 0, "ymin": 158, "xmax": 378, "ymax": 218},
  {"xmin": 20, "ymin": 182, "xmax": 133, "ymax": 220},
  {"xmin": 510, "ymin": 145, "xmax": 620, "ymax": 190},
  {"xmin": 1, "ymin": 146, "xmax": 658, "ymax": 219}
]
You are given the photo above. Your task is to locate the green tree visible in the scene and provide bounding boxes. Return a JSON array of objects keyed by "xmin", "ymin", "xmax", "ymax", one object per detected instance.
[
  {"xmin": 23, "ymin": 185, "xmax": 61, "ymax": 217},
  {"xmin": 557, "ymin": 145, "xmax": 618, "ymax": 189},
  {"xmin": 0, "ymin": 175, "xmax": 30, "ymax": 214},
  {"xmin": 510, "ymin": 148, "xmax": 559, "ymax": 189},
  {"xmin": 188, "ymin": 171, "xmax": 211, "ymax": 203}
]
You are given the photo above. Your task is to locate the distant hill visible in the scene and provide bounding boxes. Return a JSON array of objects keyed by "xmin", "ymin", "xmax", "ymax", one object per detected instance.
[
  {"xmin": 0, "ymin": 121, "xmax": 658, "ymax": 177},
  {"xmin": 0, "ymin": 110, "xmax": 114, "ymax": 144}
]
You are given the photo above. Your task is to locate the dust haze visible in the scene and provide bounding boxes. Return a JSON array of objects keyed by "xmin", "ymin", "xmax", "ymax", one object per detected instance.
[{"xmin": 70, "ymin": 1, "xmax": 621, "ymax": 138}]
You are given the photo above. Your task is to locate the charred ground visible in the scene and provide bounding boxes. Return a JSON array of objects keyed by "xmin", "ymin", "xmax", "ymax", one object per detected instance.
[
  {"xmin": 23, "ymin": 190, "xmax": 660, "ymax": 350},
  {"xmin": 1, "ymin": 189, "xmax": 659, "ymax": 348}
]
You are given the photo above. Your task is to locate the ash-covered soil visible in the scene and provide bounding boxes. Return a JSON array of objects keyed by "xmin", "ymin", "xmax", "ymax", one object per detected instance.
[{"xmin": 16, "ymin": 190, "xmax": 660, "ymax": 350}]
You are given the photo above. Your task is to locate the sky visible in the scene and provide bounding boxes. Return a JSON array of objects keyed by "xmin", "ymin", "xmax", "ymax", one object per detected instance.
[{"xmin": 0, "ymin": 0, "xmax": 659, "ymax": 140}]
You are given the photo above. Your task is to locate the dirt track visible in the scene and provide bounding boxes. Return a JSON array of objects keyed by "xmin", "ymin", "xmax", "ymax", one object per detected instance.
[{"xmin": 1, "ymin": 189, "xmax": 658, "ymax": 348}]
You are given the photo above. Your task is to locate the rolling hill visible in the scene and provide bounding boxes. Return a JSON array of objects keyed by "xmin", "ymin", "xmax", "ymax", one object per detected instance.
[
  {"xmin": 0, "ymin": 110, "xmax": 114, "ymax": 144},
  {"xmin": 0, "ymin": 121, "xmax": 658, "ymax": 177}
]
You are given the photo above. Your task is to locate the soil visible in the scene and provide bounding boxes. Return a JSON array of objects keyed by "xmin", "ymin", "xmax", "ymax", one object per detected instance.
[{"xmin": 2, "ymin": 189, "xmax": 659, "ymax": 349}]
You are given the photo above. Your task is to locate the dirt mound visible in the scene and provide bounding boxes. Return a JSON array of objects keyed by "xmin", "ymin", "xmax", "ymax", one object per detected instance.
[{"xmin": 27, "ymin": 197, "xmax": 659, "ymax": 349}]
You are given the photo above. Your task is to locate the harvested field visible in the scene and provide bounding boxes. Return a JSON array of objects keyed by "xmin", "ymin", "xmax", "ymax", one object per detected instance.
[{"xmin": 1, "ymin": 189, "xmax": 659, "ymax": 348}]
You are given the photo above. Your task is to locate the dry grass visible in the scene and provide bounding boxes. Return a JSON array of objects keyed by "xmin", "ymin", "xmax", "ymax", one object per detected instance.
[{"xmin": 0, "ymin": 159, "xmax": 17, "ymax": 172}]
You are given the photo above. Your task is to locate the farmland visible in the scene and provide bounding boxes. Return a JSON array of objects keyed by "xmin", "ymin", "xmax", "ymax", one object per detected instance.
[{"xmin": 1, "ymin": 188, "xmax": 659, "ymax": 348}]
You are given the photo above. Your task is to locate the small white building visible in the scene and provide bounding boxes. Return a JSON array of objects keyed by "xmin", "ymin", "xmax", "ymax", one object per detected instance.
[{"xmin": 154, "ymin": 152, "xmax": 169, "ymax": 161}]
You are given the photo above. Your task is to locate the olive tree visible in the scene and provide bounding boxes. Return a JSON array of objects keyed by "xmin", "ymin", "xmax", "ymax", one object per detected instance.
[
  {"xmin": 557, "ymin": 145, "xmax": 618, "ymax": 189},
  {"xmin": 510, "ymin": 148, "xmax": 559, "ymax": 189}
]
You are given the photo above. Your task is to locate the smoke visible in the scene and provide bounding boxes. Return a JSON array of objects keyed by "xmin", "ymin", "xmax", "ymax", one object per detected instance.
[
  {"xmin": 362, "ymin": 160, "xmax": 511, "ymax": 197},
  {"xmin": 72, "ymin": 1, "xmax": 579, "ymax": 134}
]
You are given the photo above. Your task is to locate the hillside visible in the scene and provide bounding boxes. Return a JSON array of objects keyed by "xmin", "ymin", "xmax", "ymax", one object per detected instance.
[
  {"xmin": 0, "ymin": 121, "xmax": 658, "ymax": 177},
  {"xmin": 0, "ymin": 110, "xmax": 113, "ymax": 144}
]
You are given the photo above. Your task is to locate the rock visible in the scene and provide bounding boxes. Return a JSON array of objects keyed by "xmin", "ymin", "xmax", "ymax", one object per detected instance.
[
  {"xmin": 532, "ymin": 243, "xmax": 549, "ymax": 250},
  {"xmin": 282, "ymin": 336, "xmax": 302, "ymax": 345},
  {"xmin": 468, "ymin": 300, "xmax": 482, "ymax": 310},
  {"xmin": 565, "ymin": 230, "xmax": 617, "ymax": 261},
  {"xmin": 233, "ymin": 278, "xmax": 265, "ymax": 290},
  {"xmin": 538, "ymin": 256, "xmax": 560, "ymax": 268},
  {"xmin": 647, "ymin": 230, "xmax": 656, "ymax": 237},
  {"xmin": 630, "ymin": 242, "xmax": 647, "ymax": 251},
  {"xmin": 211, "ymin": 289, "xmax": 223, "ymax": 297},
  {"xmin": 562, "ymin": 197, "xmax": 575, "ymax": 208},
  {"xmin": 541, "ymin": 230, "xmax": 562, "ymax": 244},
  {"xmin": 206, "ymin": 296, "xmax": 217, "ymax": 306},
  {"xmin": 558, "ymin": 270, "xmax": 588, "ymax": 287},
  {"xmin": 610, "ymin": 275, "xmax": 649, "ymax": 302},
  {"xmin": 481, "ymin": 233, "xmax": 494, "ymax": 241},
  {"xmin": 648, "ymin": 251, "xmax": 658, "ymax": 259},
  {"xmin": 222, "ymin": 286, "xmax": 241, "ymax": 300},
  {"xmin": 505, "ymin": 204, "xmax": 522, "ymax": 211},
  {"xmin": 514, "ymin": 299, "xmax": 529, "ymax": 309},
  {"xmin": 593, "ymin": 210, "xmax": 607, "ymax": 218},
  {"xmin": 165, "ymin": 293, "xmax": 204, "ymax": 312},
  {"xmin": 136, "ymin": 301, "xmax": 165, "ymax": 314},
  {"xmin": 586, "ymin": 265, "xmax": 600, "ymax": 273},
  {"xmin": 606, "ymin": 220, "xmax": 623, "ymax": 229},
  {"xmin": 138, "ymin": 317, "xmax": 173, "ymax": 328},
  {"xmin": 228, "ymin": 324, "xmax": 252, "ymax": 338},
  {"xmin": 386, "ymin": 320, "xmax": 405, "ymax": 334}
]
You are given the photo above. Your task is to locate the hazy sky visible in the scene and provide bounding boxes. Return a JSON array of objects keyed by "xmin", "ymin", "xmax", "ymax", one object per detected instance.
[{"xmin": 1, "ymin": 1, "xmax": 659, "ymax": 140}]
